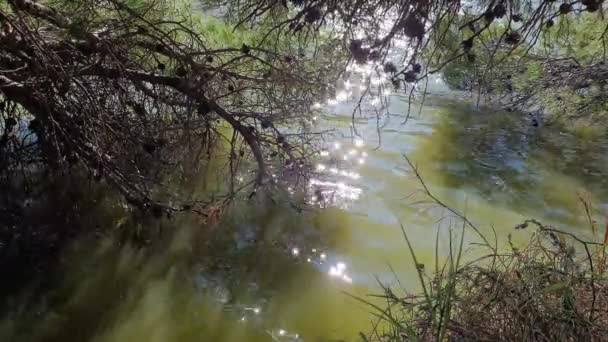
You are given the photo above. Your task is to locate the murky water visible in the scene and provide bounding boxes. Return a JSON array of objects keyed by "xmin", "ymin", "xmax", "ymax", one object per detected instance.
[{"xmin": 3, "ymin": 76, "xmax": 608, "ymax": 341}]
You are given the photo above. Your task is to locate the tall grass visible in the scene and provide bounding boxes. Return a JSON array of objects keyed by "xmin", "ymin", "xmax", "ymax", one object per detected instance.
[
  {"xmin": 358, "ymin": 157, "xmax": 608, "ymax": 341},
  {"xmin": 361, "ymin": 219, "xmax": 608, "ymax": 341}
]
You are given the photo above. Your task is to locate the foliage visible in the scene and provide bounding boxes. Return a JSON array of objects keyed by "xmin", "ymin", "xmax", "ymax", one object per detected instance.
[
  {"xmin": 1, "ymin": 0, "xmax": 606, "ymax": 217},
  {"xmin": 0, "ymin": 0, "xmax": 343, "ymax": 218},
  {"xmin": 448, "ymin": 10, "xmax": 608, "ymax": 131},
  {"xmin": 202, "ymin": 0, "xmax": 608, "ymax": 129}
]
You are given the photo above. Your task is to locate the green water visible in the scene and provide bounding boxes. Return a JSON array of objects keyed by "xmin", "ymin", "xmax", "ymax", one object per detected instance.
[{"xmin": 3, "ymin": 92, "xmax": 608, "ymax": 341}]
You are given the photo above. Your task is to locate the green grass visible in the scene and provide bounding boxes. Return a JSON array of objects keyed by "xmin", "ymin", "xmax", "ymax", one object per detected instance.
[{"xmin": 361, "ymin": 218, "xmax": 608, "ymax": 341}]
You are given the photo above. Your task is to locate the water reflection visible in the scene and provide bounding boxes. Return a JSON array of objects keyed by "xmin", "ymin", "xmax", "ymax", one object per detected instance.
[
  {"xmin": 410, "ymin": 104, "xmax": 608, "ymax": 230},
  {"xmin": 267, "ymin": 328, "xmax": 300, "ymax": 342},
  {"xmin": 307, "ymin": 139, "xmax": 367, "ymax": 209}
]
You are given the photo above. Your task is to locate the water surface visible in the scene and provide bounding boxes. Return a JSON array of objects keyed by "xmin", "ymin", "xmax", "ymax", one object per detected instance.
[{"xmin": 3, "ymin": 80, "xmax": 608, "ymax": 342}]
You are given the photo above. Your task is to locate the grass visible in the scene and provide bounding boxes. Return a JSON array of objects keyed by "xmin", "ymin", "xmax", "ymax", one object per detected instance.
[
  {"xmin": 361, "ymin": 219, "xmax": 608, "ymax": 341},
  {"xmin": 359, "ymin": 156, "xmax": 608, "ymax": 341},
  {"xmin": 571, "ymin": 118, "xmax": 605, "ymax": 141}
]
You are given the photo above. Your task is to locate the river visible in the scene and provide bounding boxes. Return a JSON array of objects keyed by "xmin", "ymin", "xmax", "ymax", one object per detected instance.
[{"xmin": 2, "ymin": 74, "xmax": 608, "ymax": 341}]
